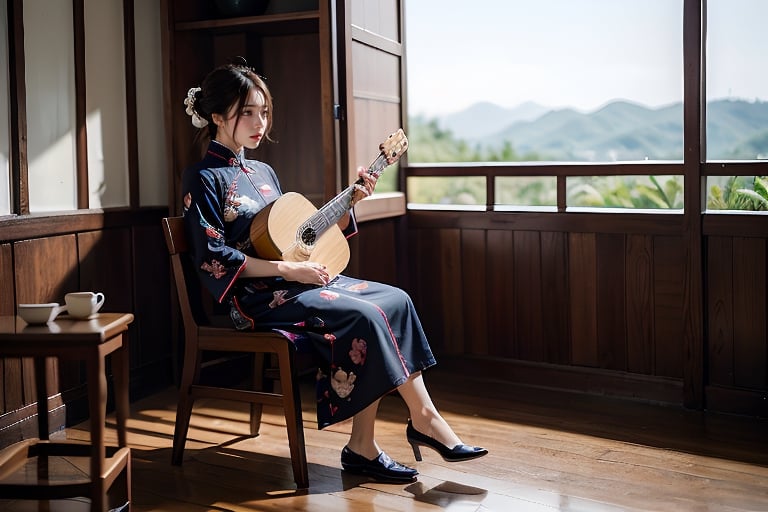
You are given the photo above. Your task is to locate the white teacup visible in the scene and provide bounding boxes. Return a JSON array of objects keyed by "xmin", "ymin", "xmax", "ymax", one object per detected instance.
[{"xmin": 65, "ymin": 292, "xmax": 105, "ymax": 319}]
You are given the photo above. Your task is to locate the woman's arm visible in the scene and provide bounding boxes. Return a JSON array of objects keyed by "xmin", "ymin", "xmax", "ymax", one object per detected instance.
[{"xmin": 240, "ymin": 255, "xmax": 331, "ymax": 286}]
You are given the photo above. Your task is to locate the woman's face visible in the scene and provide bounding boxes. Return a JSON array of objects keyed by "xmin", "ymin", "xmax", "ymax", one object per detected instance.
[{"xmin": 213, "ymin": 87, "xmax": 268, "ymax": 153}]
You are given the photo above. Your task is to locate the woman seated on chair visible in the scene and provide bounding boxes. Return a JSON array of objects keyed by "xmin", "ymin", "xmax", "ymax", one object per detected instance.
[{"xmin": 180, "ymin": 60, "xmax": 487, "ymax": 483}]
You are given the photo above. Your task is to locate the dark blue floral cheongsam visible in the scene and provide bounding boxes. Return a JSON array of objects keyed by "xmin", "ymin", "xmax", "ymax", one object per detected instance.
[{"xmin": 181, "ymin": 140, "xmax": 436, "ymax": 428}]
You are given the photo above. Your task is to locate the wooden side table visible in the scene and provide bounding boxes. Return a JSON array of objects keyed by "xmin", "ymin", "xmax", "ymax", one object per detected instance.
[{"xmin": 0, "ymin": 312, "xmax": 134, "ymax": 511}]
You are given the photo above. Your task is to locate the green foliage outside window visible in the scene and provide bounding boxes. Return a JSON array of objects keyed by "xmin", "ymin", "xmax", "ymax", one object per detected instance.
[
  {"xmin": 567, "ymin": 175, "xmax": 684, "ymax": 209},
  {"xmin": 707, "ymin": 176, "xmax": 768, "ymax": 211}
]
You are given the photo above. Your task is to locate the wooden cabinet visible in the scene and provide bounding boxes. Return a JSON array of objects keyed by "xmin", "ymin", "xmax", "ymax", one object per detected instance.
[
  {"xmin": 161, "ymin": 0, "xmax": 407, "ymax": 217},
  {"xmin": 161, "ymin": 0, "xmax": 339, "ymax": 214}
]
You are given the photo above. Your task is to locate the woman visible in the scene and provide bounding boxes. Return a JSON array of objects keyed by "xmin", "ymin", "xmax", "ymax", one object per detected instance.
[{"xmin": 181, "ymin": 62, "xmax": 487, "ymax": 483}]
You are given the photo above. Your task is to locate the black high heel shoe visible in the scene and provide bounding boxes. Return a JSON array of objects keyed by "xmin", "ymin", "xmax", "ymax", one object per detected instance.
[{"xmin": 406, "ymin": 420, "xmax": 488, "ymax": 462}]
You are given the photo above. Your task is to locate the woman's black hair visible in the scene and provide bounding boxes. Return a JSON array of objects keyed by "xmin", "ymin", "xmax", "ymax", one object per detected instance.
[{"xmin": 190, "ymin": 59, "xmax": 274, "ymax": 146}]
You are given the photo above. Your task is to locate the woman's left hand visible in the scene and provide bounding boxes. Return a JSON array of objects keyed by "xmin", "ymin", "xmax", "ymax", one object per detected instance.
[{"xmin": 351, "ymin": 166, "xmax": 377, "ymax": 206}]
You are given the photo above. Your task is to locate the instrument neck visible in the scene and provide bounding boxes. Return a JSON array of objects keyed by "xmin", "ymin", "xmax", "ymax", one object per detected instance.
[{"xmin": 299, "ymin": 153, "xmax": 389, "ymax": 238}]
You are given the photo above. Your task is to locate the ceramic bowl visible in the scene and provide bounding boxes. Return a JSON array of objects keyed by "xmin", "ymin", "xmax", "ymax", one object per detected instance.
[{"xmin": 18, "ymin": 303, "xmax": 67, "ymax": 325}]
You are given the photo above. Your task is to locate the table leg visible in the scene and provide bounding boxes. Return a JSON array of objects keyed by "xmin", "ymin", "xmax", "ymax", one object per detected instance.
[
  {"xmin": 87, "ymin": 349, "xmax": 107, "ymax": 512},
  {"xmin": 111, "ymin": 337, "xmax": 130, "ymax": 447},
  {"xmin": 34, "ymin": 357, "xmax": 48, "ymax": 440}
]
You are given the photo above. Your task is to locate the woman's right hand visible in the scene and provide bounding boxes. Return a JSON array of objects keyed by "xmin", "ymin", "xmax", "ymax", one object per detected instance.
[{"xmin": 277, "ymin": 261, "xmax": 330, "ymax": 286}]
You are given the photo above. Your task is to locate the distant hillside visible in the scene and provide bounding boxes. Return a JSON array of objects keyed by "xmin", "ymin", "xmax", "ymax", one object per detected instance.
[
  {"xmin": 428, "ymin": 99, "xmax": 768, "ymax": 161},
  {"xmin": 438, "ymin": 101, "xmax": 549, "ymax": 139}
]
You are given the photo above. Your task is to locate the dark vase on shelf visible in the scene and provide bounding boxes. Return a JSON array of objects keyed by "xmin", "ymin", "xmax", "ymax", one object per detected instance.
[{"xmin": 213, "ymin": 0, "xmax": 270, "ymax": 18}]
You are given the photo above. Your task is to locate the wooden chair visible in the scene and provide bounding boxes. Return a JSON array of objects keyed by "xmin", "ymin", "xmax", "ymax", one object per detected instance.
[{"xmin": 161, "ymin": 216, "xmax": 309, "ymax": 489}]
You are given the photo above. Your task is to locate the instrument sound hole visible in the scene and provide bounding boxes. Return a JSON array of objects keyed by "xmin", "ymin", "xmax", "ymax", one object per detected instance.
[{"xmin": 300, "ymin": 227, "xmax": 316, "ymax": 245}]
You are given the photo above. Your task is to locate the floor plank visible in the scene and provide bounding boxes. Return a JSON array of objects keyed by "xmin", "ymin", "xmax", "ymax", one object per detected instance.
[{"xmin": 1, "ymin": 367, "xmax": 767, "ymax": 511}]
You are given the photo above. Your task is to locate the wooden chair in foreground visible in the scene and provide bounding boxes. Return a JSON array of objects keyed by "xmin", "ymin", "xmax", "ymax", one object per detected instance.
[{"xmin": 161, "ymin": 216, "xmax": 309, "ymax": 489}]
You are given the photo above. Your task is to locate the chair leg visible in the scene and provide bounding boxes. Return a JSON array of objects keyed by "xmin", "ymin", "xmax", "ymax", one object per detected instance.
[
  {"xmin": 276, "ymin": 345, "xmax": 309, "ymax": 489},
  {"xmin": 172, "ymin": 349, "xmax": 200, "ymax": 466},
  {"xmin": 250, "ymin": 353, "xmax": 265, "ymax": 436}
]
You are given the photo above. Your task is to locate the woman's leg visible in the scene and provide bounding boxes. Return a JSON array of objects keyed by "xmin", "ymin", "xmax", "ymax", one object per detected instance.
[
  {"xmin": 396, "ymin": 372, "xmax": 463, "ymax": 448},
  {"xmin": 345, "ymin": 398, "xmax": 382, "ymax": 459}
]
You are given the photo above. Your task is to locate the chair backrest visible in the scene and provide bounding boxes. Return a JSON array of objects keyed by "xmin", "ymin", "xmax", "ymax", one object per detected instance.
[{"xmin": 162, "ymin": 217, "xmax": 204, "ymax": 337}]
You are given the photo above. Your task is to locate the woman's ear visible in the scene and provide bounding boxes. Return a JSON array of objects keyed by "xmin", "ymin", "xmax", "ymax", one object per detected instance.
[{"xmin": 211, "ymin": 113, "xmax": 224, "ymax": 127}]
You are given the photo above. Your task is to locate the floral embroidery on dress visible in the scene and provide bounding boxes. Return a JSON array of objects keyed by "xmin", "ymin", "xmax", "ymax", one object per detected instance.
[
  {"xmin": 269, "ymin": 290, "xmax": 289, "ymax": 308},
  {"xmin": 330, "ymin": 367, "xmax": 356, "ymax": 399},
  {"xmin": 347, "ymin": 281, "xmax": 369, "ymax": 292},
  {"xmin": 201, "ymin": 259, "xmax": 226, "ymax": 279},
  {"xmin": 349, "ymin": 338, "xmax": 367, "ymax": 365},
  {"xmin": 319, "ymin": 290, "xmax": 340, "ymax": 301},
  {"xmin": 223, "ymin": 181, "xmax": 241, "ymax": 222},
  {"xmin": 244, "ymin": 281, "xmax": 269, "ymax": 293},
  {"xmin": 237, "ymin": 194, "xmax": 264, "ymax": 215},
  {"xmin": 316, "ymin": 369, "xmax": 340, "ymax": 417},
  {"xmin": 198, "ymin": 215, "xmax": 224, "ymax": 247}
]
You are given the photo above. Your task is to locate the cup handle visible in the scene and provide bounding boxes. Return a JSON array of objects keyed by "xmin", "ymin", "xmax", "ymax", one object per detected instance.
[{"xmin": 95, "ymin": 292, "xmax": 105, "ymax": 308}]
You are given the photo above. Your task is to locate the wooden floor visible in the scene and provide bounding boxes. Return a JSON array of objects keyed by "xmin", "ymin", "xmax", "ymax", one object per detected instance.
[{"xmin": 2, "ymin": 367, "xmax": 768, "ymax": 511}]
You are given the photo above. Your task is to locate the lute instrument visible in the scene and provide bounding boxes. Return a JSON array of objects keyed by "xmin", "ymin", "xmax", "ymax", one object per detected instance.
[{"xmin": 249, "ymin": 129, "xmax": 408, "ymax": 279}]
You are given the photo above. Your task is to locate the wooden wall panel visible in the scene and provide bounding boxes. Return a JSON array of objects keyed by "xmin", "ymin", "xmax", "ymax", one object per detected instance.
[
  {"xmin": 461, "ymin": 229, "xmax": 488, "ymax": 355},
  {"xmin": 439, "ymin": 228, "xmax": 464, "ymax": 355},
  {"xmin": 596, "ymin": 233, "xmax": 627, "ymax": 371},
  {"xmin": 349, "ymin": 219, "xmax": 399, "ymax": 286},
  {"xmin": 653, "ymin": 236, "xmax": 685, "ymax": 378},
  {"xmin": 13, "ymin": 235, "xmax": 79, "ymax": 304},
  {"xmin": 132, "ymin": 225, "xmax": 172, "ymax": 373},
  {"xmin": 514, "ymin": 231, "xmax": 544, "ymax": 361},
  {"xmin": 406, "ymin": 213, "xmax": 767, "ymax": 416},
  {"xmin": 732, "ymin": 237, "xmax": 767, "ymax": 389},
  {"xmin": 707, "ymin": 236, "xmax": 734, "ymax": 386},
  {"xmin": 1, "ymin": 245, "xmax": 13, "ymax": 413},
  {"xmin": 625, "ymin": 234, "xmax": 655, "ymax": 375},
  {"xmin": 486, "ymin": 230, "xmax": 515, "ymax": 358},
  {"xmin": 408, "ymin": 228, "xmax": 443, "ymax": 350},
  {"xmin": 540, "ymin": 231, "xmax": 569, "ymax": 364},
  {"xmin": 569, "ymin": 233, "xmax": 598, "ymax": 366},
  {"xmin": 0, "ymin": 244, "xmax": 13, "ymax": 314},
  {"xmin": 78, "ymin": 229, "xmax": 134, "ymax": 313},
  {"xmin": 261, "ymin": 34, "xmax": 324, "ymax": 203}
]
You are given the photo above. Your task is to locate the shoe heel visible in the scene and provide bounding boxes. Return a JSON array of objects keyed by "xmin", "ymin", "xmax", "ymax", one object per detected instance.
[{"xmin": 409, "ymin": 441, "xmax": 423, "ymax": 462}]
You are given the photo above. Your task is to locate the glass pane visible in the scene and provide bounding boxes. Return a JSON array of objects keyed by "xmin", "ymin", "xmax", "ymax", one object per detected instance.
[
  {"xmin": 567, "ymin": 175, "xmax": 684, "ymax": 210},
  {"xmin": 495, "ymin": 176, "xmax": 557, "ymax": 209},
  {"xmin": 405, "ymin": 0, "xmax": 684, "ymax": 163},
  {"xmin": 407, "ymin": 176, "xmax": 486, "ymax": 208},
  {"xmin": 135, "ymin": 0, "xmax": 167, "ymax": 206},
  {"xmin": 706, "ymin": 175, "xmax": 768, "ymax": 212},
  {"xmin": 86, "ymin": 0, "xmax": 129, "ymax": 208},
  {"xmin": 706, "ymin": 0, "xmax": 768, "ymax": 160},
  {"xmin": 25, "ymin": 0, "xmax": 77, "ymax": 212},
  {"xmin": 0, "ymin": 0, "xmax": 10, "ymax": 215}
]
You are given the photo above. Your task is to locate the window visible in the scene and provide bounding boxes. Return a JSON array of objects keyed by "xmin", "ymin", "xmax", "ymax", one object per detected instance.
[
  {"xmin": 3, "ymin": 0, "xmax": 161, "ymax": 216},
  {"xmin": 704, "ymin": 0, "xmax": 768, "ymax": 212},
  {"xmin": 404, "ymin": 0, "xmax": 685, "ymax": 211},
  {"xmin": 705, "ymin": 0, "xmax": 768, "ymax": 161},
  {"xmin": 405, "ymin": 0, "xmax": 683, "ymax": 164},
  {"xmin": 24, "ymin": 0, "xmax": 78, "ymax": 212}
]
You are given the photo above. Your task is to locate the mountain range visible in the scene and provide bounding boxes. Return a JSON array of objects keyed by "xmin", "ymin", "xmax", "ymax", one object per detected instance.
[{"xmin": 432, "ymin": 99, "xmax": 768, "ymax": 161}]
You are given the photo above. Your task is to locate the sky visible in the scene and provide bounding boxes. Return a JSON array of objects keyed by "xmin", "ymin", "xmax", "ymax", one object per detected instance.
[{"xmin": 404, "ymin": 0, "xmax": 768, "ymax": 116}]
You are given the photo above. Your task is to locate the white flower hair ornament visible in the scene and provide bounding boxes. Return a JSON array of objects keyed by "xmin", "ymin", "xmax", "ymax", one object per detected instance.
[{"xmin": 184, "ymin": 87, "xmax": 208, "ymax": 128}]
